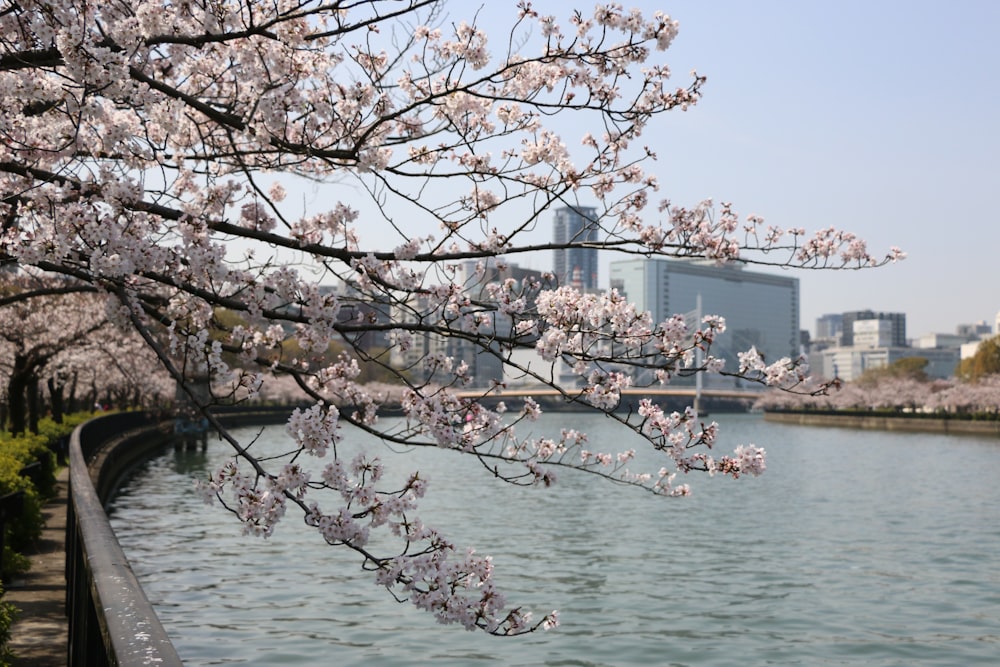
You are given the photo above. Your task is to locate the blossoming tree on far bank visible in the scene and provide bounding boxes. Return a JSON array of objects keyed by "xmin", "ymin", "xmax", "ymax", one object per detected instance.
[{"xmin": 0, "ymin": 0, "xmax": 901, "ymax": 633}]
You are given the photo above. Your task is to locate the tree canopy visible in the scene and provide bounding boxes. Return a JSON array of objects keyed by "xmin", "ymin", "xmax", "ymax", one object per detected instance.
[
  {"xmin": 0, "ymin": 0, "xmax": 902, "ymax": 634},
  {"xmin": 857, "ymin": 356, "xmax": 930, "ymax": 387},
  {"xmin": 956, "ymin": 335, "xmax": 1000, "ymax": 382}
]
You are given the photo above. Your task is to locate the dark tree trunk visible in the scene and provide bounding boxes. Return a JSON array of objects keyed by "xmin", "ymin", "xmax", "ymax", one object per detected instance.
[
  {"xmin": 7, "ymin": 365, "xmax": 27, "ymax": 436},
  {"xmin": 27, "ymin": 375, "xmax": 40, "ymax": 434},
  {"xmin": 67, "ymin": 371, "xmax": 78, "ymax": 413},
  {"xmin": 48, "ymin": 376, "xmax": 65, "ymax": 424}
]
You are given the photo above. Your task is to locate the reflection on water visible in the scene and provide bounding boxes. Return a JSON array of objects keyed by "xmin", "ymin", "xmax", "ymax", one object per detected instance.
[{"xmin": 108, "ymin": 413, "xmax": 1000, "ymax": 666}]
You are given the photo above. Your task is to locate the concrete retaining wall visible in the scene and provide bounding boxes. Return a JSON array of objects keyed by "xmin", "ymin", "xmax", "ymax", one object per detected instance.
[{"xmin": 763, "ymin": 411, "xmax": 1000, "ymax": 437}]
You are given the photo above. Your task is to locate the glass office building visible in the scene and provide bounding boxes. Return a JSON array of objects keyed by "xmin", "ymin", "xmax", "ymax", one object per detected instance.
[
  {"xmin": 553, "ymin": 206, "xmax": 600, "ymax": 289},
  {"xmin": 609, "ymin": 258, "xmax": 800, "ymax": 383}
]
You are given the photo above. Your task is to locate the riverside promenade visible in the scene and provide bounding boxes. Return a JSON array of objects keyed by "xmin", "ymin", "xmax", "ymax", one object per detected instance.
[{"xmin": 5, "ymin": 468, "xmax": 68, "ymax": 666}]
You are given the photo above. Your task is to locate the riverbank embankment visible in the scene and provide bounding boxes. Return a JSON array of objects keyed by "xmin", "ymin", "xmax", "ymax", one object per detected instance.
[{"xmin": 764, "ymin": 410, "xmax": 1000, "ymax": 437}]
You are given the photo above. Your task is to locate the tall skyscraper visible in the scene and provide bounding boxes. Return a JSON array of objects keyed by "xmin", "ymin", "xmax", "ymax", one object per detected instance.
[{"xmin": 553, "ymin": 206, "xmax": 599, "ymax": 290}]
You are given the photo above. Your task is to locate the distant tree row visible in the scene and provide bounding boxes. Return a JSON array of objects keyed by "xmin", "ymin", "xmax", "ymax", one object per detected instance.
[
  {"xmin": 757, "ymin": 342, "xmax": 1000, "ymax": 415},
  {"xmin": 0, "ymin": 274, "xmax": 175, "ymax": 434}
]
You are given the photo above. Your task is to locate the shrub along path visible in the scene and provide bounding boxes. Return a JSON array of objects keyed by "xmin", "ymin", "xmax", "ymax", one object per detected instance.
[{"xmin": 6, "ymin": 468, "xmax": 68, "ymax": 666}]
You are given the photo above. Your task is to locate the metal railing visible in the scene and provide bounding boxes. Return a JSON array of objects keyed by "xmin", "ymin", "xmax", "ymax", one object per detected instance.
[
  {"xmin": 66, "ymin": 412, "xmax": 183, "ymax": 666},
  {"xmin": 63, "ymin": 405, "xmax": 305, "ymax": 665}
]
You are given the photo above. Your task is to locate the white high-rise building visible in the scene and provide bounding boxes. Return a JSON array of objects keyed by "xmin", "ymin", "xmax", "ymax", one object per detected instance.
[{"xmin": 853, "ymin": 320, "xmax": 894, "ymax": 349}]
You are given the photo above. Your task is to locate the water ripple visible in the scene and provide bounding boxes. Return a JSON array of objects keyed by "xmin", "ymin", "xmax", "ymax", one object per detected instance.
[{"xmin": 108, "ymin": 414, "xmax": 1000, "ymax": 666}]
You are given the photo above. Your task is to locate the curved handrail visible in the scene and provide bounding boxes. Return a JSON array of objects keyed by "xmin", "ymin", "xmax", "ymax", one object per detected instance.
[
  {"xmin": 66, "ymin": 414, "xmax": 183, "ymax": 666},
  {"xmin": 64, "ymin": 406, "xmax": 304, "ymax": 665}
]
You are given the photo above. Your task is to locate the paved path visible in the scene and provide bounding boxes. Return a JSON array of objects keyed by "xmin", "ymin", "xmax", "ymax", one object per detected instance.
[{"xmin": 5, "ymin": 469, "xmax": 68, "ymax": 666}]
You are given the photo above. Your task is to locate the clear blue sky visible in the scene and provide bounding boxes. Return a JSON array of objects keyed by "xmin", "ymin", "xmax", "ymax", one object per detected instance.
[{"xmin": 583, "ymin": 0, "xmax": 1000, "ymax": 338}]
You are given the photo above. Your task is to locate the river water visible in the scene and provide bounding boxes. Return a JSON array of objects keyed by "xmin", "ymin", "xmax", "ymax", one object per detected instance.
[{"xmin": 107, "ymin": 413, "xmax": 1000, "ymax": 666}]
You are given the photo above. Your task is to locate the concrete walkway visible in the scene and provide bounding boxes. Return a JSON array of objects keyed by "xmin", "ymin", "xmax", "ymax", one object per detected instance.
[{"xmin": 5, "ymin": 468, "xmax": 68, "ymax": 666}]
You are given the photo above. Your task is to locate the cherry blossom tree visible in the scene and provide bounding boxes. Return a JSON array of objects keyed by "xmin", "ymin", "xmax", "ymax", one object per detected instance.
[
  {"xmin": 47, "ymin": 325, "xmax": 175, "ymax": 416},
  {"xmin": 0, "ymin": 273, "xmax": 172, "ymax": 430},
  {"xmin": 755, "ymin": 374, "xmax": 1000, "ymax": 416},
  {"xmin": 0, "ymin": 278, "xmax": 109, "ymax": 433},
  {"xmin": 0, "ymin": 0, "xmax": 904, "ymax": 633}
]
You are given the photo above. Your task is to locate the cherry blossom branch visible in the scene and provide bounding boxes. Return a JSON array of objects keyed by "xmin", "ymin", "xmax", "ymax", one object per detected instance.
[{"xmin": 0, "ymin": 0, "xmax": 903, "ymax": 635}]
